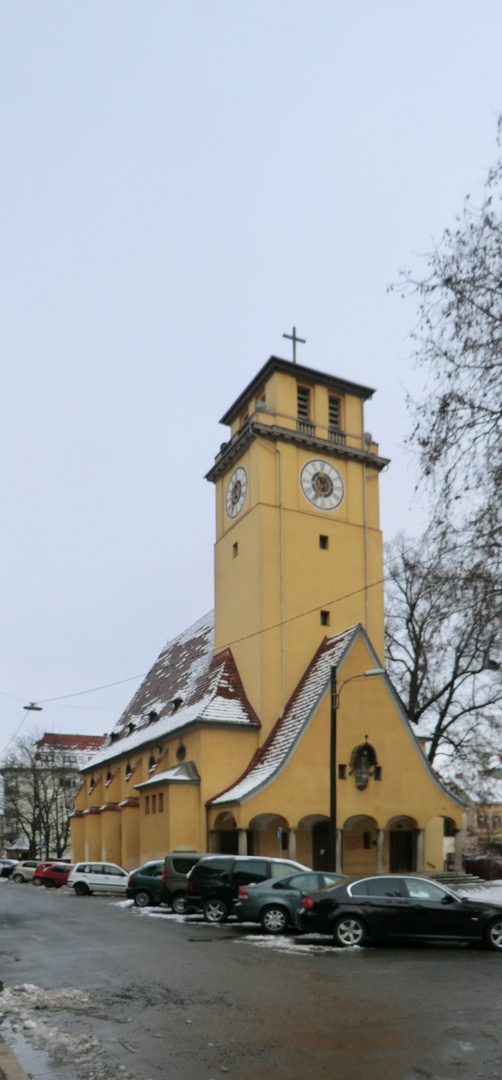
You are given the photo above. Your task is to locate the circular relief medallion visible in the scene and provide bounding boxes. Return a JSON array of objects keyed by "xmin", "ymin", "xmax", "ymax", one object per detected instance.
[
  {"xmin": 300, "ymin": 458, "xmax": 344, "ymax": 511},
  {"xmin": 225, "ymin": 465, "xmax": 248, "ymax": 518}
]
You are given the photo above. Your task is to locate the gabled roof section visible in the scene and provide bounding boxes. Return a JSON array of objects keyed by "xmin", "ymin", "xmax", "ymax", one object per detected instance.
[
  {"xmin": 210, "ymin": 626, "xmax": 358, "ymax": 806},
  {"xmin": 210, "ymin": 623, "xmax": 465, "ymax": 809},
  {"xmin": 85, "ymin": 611, "xmax": 259, "ymax": 770},
  {"xmin": 219, "ymin": 356, "xmax": 376, "ymax": 426},
  {"xmin": 134, "ymin": 761, "xmax": 201, "ymax": 790}
]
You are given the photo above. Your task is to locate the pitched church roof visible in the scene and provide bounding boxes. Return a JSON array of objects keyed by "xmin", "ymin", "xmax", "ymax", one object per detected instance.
[
  {"xmin": 210, "ymin": 625, "xmax": 357, "ymax": 806},
  {"xmin": 86, "ymin": 611, "xmax": 259, "ymax": 770}
]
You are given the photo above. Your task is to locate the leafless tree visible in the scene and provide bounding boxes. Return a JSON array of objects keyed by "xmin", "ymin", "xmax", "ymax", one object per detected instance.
[
  {"xmin": 1, "ymin": 729, "xmax": 82, "ymax": 858},
  {"xmin": 395, "ymin": 119, "xmax": 502, "ymax": 570},
  {"xmin": 385, "ymin": 532, "xmax": 502, "ymax": 770}
]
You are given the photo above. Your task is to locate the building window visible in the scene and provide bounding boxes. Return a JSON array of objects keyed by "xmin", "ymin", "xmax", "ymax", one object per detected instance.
[
  {"xmin": 477, "ymin": 813, "xmax": 487, "ymax": 827},
  {"xmin": 338, "ymin": 764, "xmax": 347, "ymax": 779},
  {"xmin": 125, "ymin": 762, "xmax": 132, "ymax": 779},
  {"xmin": 319, "ymin": 535, "xmax": 329, "ymax": 550},
  {"xmin": 320, "ymin": 610, "xmax": 330, "ymax": 626},
  {"xmin": 493, "ymin": 814, "xmax": 501, "ymax": 829},
  {"xmin": 255, "ymin": 387, "xmax": 266, "ymax": 406},
  {"xmin": 159, "ymin": 792, "xmax": 164, "ymax": 813},
  {"xmin": 363, "ymin": 832, "xmax": 372, "ymax": 849},
  {"xmin": 145, "ymin": 796, "xmax": 150, "ymax": 815},
  {"xmin": 297, "ymin": 385, "xmax": 310, "ymax": 420},
  {"xmin": 233, "ymin": 542, "xmax": 238, "ymax": 558},
  {"xmin": 149, "ymin": 755, "xmax": 156, "ymax": 771},
  {"xmin": 374, "ymin": 765, "xmax": 382, "ymax": 781},
  {"xmin": 329, "ymin": 396, "xmax": 341, "ymax": 430},
  {"xmin": 176, "ymin": 743, "xmax": 186, "ymax": 763},
  {"xmin": 152, "ymin": 794, "xmax": 156, "ymax": 814}
]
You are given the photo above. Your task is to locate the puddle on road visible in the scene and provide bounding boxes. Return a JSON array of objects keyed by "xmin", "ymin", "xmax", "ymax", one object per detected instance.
[{"xmin": 3, "ymin": 1021, "xmax": 55, "ymax": 1080}]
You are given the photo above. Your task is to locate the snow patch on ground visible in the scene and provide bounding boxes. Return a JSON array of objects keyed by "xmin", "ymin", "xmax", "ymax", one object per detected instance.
[
  {"xmin": 240, "ymin": 934, "xmax": 357, "ymax": 955},
  {"xmin": 0, "ymin": 983, "xmax": 136, "ymax": 1080}
]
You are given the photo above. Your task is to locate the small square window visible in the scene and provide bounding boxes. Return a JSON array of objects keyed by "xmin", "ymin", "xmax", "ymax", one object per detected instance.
[
  {"xmin": 233, "ymin": 542, "xmax": 238, "ymax": 558},
  {"xmin": 374, "ymin": 765, "xmax": 382, "ymax": 781},
  {"xmin": 338, "ymin": 764, "xmax": 347, "ymax": 780},
  {"xmin": 320, "ymin": 610, "xmax": 330, "ymax": 626},
  {"xmin": 319, "ymin": 535, "xmax": 329, "ymax": 550}
]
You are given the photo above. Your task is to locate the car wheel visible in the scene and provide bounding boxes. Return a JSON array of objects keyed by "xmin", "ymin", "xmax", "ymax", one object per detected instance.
[
  {"xmin": 202, "ymin": 898, "xmax": 228, "ymax": 923},
  {"xmin": 333, "ymin": 916, "xmax": 366, "ymax": 947},
  {"xmin": 12, "ymin": 874, "xmax": 25, "ymax": 884},
  {"xmin": 260, "ymin": 906, "xmax": 289, "ymax": 934},
  {"xmin": 171, "ymin": 893, "xmax": 187, "ymax": 915},
  {"xmin": 44, "ymin": 879, "xmax": 55, "ymax": 889},
  {"xmin": 484, "ymin": 918, "xmax": 502, "ymax": 950},
  {"xmin": 32, "ymin": 877, "xmax": 43, "ymax": 886},
  {"xmin": 74, "ymin": 882, "xmax": 90, "ymax": 897},
  {"xmin": 134, "ymin": 890, "xmax": 152, "ymax": 908}
]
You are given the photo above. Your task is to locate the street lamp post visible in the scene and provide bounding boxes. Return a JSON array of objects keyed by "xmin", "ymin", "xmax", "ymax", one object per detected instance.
[{"xmin": 327, "ymin": 667, "xmax": 385, "ymax": 872}]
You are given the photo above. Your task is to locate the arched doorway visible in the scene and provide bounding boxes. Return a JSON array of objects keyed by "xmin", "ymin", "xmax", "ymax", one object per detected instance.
[
  {"xmin": 387, "ymin": 816, "xmax": 418, "ymax": 872},
  {"xmin": 297, "ymin": 815, "xmax": 330, "ymax": 870},
  {"xmin": 248, "ymin": 814, "xmax": 289, "ymax": 858},
  {"xmin": 342, "ymin": 815, "xmax": 379, "ymax": 876},
  {"xmin": 211, "ymin": 811, "xmax": 239, "ymax": 854}
]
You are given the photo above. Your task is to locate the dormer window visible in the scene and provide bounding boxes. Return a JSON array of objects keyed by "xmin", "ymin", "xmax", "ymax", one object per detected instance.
[
  {"xmin": 149, "ymin": 755, "xmax": 156, "ymax": 771},
  {"xmin": 148, "ymin": 710, "xmax": 158, "ymax": 723},
  {"xmin": 125, "ymin": 762, "xmax": 132, "ymax": 779},
  {"xmin": 128, "ymin": 722, "xmax": 136, "ymax": 734},
  {"xmin": 172, "ymin": 697, "xmax": 183, "ymax": 712}
]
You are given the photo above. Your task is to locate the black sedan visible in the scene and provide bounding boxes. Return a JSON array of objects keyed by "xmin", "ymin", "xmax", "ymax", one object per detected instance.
[{"xmin": 299, "ymin": 874, "xmax": 502, "ymax": 950}]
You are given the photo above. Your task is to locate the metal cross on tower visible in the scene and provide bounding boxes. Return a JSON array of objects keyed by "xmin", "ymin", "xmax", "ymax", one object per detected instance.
[{"xmin": 282, "ymin": 326, "xmax": 306, "ymax": 364}]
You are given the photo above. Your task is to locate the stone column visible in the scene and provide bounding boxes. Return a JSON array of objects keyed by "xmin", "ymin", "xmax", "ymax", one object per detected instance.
[
  {"xmin": 238, "ymin": 829, "xmax": 248, "ymax": 856},
  {"xmin": 416, "ymin": 828, "xmax": 425, "ymax": 872},
  {"xmin": 377, "ymin": 829, "xmax": 385, "ymax": 874},
  {"xmin": 288, "ymin": 828, "xmax": 297, "ymax": 861},
  {"xmin": 453, "ymin": 830, "xmax": 463, "ymax": 871},
  {"xmin": 335, "ymin": 828, "xmax": 343, "ymax": 874}
]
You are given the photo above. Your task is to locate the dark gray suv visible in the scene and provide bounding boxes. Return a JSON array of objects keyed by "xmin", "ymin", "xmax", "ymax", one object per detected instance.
[
  {"xmin": 161, "ymin": 853, "xmax": 208, "ymax": 913},
  {"xmin": 185, "ymin": 855, "xmax": 310, "ymax": 923}
]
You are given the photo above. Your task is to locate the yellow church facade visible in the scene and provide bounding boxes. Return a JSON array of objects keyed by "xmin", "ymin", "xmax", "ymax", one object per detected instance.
[{"xmin": 71, "ymin": 356, "xmax": 464, "ymax": 875}]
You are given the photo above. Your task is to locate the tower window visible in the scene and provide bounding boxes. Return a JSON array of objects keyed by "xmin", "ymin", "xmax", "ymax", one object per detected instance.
[
  {"xmin": 374, "ymin": 765, "xmax": 382, "ymax": 781},
  {"xmin": 319, "ymin": 535, "xmax": 329, "ymax": 550},
  {"xmin": 297, "ymin": 386, "xmax": 310, "ymax": 420},
  {"xmin": 233, "ymin": 542, "xmax": 238, "ymax": 558},
  {"xmin": 338, "ymin": 764, "xmax": 347, "ymax": 779},
  {"xmin": 320, "ymin": 610, "xmax": 330, "ymax": 626},
  {"xmin": 329, "ymin": 396, "xmax": 341, "ymax": 429}
]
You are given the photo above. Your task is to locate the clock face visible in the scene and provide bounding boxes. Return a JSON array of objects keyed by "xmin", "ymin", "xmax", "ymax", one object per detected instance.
[
  {"xmin": 226, "ymin": 466, "xmax": 248, "ymax": 518},
  {"xmin": 300, "ymin": 459, "xmax": 344, "ymax": 511}
]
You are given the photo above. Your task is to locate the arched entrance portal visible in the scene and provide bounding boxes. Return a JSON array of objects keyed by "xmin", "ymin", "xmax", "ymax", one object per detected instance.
[
  {"xmin": 387, "ymin": 816, "xmax": 418, "ymax": 872},
  {"xmin": 211, "ymin": 811, "xmax": 240, "ymax": 854},
  {"xmin": 297, "ymin": 815, "xmax": 330, "ymax": 870},
  {"xmin": 342, "ymin": 816, "xmax": 379, "ymax": 876}
]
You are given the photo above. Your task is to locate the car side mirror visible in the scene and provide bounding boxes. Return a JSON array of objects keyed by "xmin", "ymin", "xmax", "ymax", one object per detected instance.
[{"xmin": 441, "ymin": 894, "xmax": 455, "ymax": 904}]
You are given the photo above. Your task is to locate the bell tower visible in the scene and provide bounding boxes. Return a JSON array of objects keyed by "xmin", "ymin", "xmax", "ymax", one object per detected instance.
[{"xmin": 206, "ymin": 356, "xmax": 389, "ymax": 736}]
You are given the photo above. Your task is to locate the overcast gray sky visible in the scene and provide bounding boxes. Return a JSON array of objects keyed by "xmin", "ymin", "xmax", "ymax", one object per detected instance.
[{"xmin": 1, "ymin": 1, "xmax": 501, "ymax": 754}]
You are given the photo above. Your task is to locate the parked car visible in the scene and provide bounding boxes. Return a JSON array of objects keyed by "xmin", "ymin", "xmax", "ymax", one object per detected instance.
[
  {"xmin": 0, "ymin": 859, "xmax": 19, "ymax": 878},
  {"xmin": 126, "ymin": 861, "xmax": 164, "ymax": 908},
  {"xmin": 126, "ymin": 853, "xmax": 208, "ymax": 910},
  {"xmin": 185, "ymin": 855, "xmax": 311, "ymax": 923},
  {"xmin": 11, "ymin": 860, "xmax": 47, "ymax": 883},
  {"xmin": 32, "ymin": 862, "xmax": 73, "ymax": 888},
  {"xmin": 234, "ymin": 870, "xmax": 345, "ymax": 933},
  {"xmin": 161, "ymin": 852, "xmax": 209, "ymax": 913},
  {"xmin": 298, "ymin": 874, "xmax": 502, "ymax": 950},
  {"xmin": 67, "ymin": 862, "xmax": 129, "ymax": 896}
]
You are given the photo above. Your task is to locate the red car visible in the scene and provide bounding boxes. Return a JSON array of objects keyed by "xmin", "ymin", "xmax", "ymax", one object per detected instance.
[{"xmin": 32, "ymin": 862, "xmax": 73, "ymax": 888}]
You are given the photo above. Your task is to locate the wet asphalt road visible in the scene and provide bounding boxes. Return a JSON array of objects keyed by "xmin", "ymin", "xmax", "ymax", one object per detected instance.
[{"xmin": 1, "ymin": 882, "xmax": 502, "ymax": 1080}]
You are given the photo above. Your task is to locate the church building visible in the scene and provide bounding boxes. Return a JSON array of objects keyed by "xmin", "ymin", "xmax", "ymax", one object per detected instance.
[{"xmin": 71, "ymin": 355, "xmax": 464, "ymax": 874}]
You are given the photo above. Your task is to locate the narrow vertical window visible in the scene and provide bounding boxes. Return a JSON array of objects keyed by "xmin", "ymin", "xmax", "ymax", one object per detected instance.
[
  {"xmin": 152, "ymin": 794, "xmax": 156, "ymax": 814},
  {"xmin": 329, "ymin": 396, "xmax": 341, "ymax": 429},
  {"xmin": 320, "ymin": 610, "xmax": 330, "ymax": 626},
  {"xmin": 319, "ymin": 535, "xmax": 328, "ymax": 550},
  {"xmin": 159, "ymin": 792, "xmax": 164, "ymax": 813},
  {"xmin": 145, "ymin": 796, "xmax": 150, "ymax": 815},
  {"xmin": 233, "ymin": 542, "xmax": 238, "ymax": 558},
  {"xmin": 297, "ymin": 386, "xmax": 310, "ymax": 420}
]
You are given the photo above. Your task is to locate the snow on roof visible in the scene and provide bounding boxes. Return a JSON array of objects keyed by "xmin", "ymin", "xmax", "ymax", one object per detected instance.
[
  {"xmin": 36, "ymin": 734, "xmax": 106, "ymax": 751},
  {"xmin": 210, "ymin": 626, "xmax": 358, "ymax": 806},
  {"xmin": 86, "ymin": 610, "xmax": 259, "ymax": 770},
  {"xmin": 134, "ymin": 761, "xmax": 201, "ymax": 789}
]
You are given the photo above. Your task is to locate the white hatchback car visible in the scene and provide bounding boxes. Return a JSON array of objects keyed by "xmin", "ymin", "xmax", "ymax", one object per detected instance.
[{"xmin": 67, "ymin": 861, "xmax": 128, "ymax": 896}]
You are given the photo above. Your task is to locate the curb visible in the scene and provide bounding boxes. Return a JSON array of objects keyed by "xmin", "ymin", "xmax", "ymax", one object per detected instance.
[{"xmin": 0, "ymin": 1033, "xmax": 31, "ymax": 1080}]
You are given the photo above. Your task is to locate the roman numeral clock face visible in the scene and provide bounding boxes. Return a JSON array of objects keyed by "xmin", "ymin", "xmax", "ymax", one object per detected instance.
[
  {"xmin": 225, "ymin": 466, "xmax": 248, "ymax": 518},
  {"xmin": 300, "ymin": 459, "xmax": 344, "ymax": 511}
]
